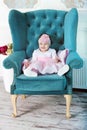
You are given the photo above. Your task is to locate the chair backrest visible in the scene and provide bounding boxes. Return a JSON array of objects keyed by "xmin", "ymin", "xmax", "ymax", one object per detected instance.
[{"xmin": 8, "ymin": 8, "xmax": 78, "ymax": 58}]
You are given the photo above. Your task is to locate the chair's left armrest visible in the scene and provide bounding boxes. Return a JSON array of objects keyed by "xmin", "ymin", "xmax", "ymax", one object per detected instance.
[
  {"xmin": 66, "ymin": 51, "xmax": 83, "ymax": 69},
  {"xmin": 3, "ymin": 50, "xmax": 26, "ymax": 76}
]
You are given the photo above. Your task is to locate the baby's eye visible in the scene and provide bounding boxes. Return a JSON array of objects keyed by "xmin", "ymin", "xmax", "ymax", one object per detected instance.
[
  {"xmin": 45, "ymin": 43, "xmax": 48, "ymax": 45},
  {"xmin": 39, "ymin": 43, "xmax": 43, "ymax": 45}
]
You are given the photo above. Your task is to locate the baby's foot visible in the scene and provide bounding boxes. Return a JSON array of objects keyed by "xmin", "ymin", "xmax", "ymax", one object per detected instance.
[
  {"xmin": 58, "ymin": 64, "xmax": 69, "ymax": 76},
  {"xmin": 24, "ymin": 69, "xmax": 38, "ymax": 77}
]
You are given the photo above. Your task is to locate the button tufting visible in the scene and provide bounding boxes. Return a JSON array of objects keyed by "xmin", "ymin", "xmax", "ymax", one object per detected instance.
[
  {"xmin": 27, "ymin": 23, "xmax": 30, "ymax": 27},
  {"xmin": 60, "ymin": 23, "xmax": 63, "ymax": 27},
  {"xmin": 32, "ymin": 15, "xmax": 35, "ymax": 19},
  {"xmin": 42, "ymin": 15, "xmax": 46, "ymax": 19},
  {"xmin": 37, "ymin": 23, "xmax": 41, "ymax": 28}
]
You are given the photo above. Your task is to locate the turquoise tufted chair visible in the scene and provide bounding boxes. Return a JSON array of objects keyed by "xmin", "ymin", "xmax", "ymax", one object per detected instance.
[{"xmin": 3, "ymin": 8, "xmax": 83, "ymax": 118}]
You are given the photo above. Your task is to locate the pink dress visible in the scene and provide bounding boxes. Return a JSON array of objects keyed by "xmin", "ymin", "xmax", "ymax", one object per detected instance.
[{"xmin": 23, "ymin": 48, "xmax": 69, "ymax": 75}]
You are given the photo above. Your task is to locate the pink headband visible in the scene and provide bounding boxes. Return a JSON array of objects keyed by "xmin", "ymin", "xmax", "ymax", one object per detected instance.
[{"xmin": 38, "ymin": 34, "xmax": 51, "ymax": 45}]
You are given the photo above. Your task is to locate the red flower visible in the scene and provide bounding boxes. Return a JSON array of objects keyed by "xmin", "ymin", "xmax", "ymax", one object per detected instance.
[{"xmin": 0, "ymin": 45, "xmax": 8, "ymax": 55}]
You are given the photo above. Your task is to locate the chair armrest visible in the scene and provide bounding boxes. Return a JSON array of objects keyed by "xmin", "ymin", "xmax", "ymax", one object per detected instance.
[
  {"xmin": 3, "ymin": 50, "xmax": 26, "ymax": 76},
  {"xmin": 66, "ymin": 51, "xmax": 83, "ymax": 69}
]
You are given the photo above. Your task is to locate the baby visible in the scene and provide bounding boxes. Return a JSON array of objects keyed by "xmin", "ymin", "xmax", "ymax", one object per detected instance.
[{"xmin": 22, "ymin": 34, "xmax": 69, "ymax": 77}]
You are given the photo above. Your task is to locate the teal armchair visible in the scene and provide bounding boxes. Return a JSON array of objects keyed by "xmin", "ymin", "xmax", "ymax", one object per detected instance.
[{"xmin": 3, "ymin": 8, "xmax": 83, "ymax": 118}]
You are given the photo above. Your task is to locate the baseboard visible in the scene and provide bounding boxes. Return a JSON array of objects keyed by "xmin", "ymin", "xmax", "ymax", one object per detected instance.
[{"xmin": 73, "ymin": 88, "xmax": 87, "ymax": 92}]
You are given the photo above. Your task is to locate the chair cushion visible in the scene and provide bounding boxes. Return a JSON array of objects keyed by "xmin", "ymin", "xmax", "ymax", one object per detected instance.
[{"xmin": 15, "ymin": 74, "xmax": 66, "ymax": 94}]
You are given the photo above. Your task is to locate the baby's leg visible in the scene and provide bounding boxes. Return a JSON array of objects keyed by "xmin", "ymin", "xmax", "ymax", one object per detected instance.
[{"xmin": 58, "ymin": 64, "xmax": 69, "ymax": 76}]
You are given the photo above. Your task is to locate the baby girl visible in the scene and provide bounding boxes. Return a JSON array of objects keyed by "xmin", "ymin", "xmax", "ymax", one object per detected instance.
[{"xmin": 22, "ymin": 34, "xmax": 69, "ymax": 77}]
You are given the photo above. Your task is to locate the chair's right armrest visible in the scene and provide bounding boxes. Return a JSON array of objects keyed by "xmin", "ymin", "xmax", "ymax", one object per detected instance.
[
  {"xmin": 66, "ymin": 51, "xmax": 83, "ymax": 69},
  {"xmin": 3, "ymin": 50, "xmax": 26, "ymax": 76}
]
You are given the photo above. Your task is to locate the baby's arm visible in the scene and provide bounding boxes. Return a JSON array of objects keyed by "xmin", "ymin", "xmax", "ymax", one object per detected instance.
[
  {"xmin": 32, "ymin": 50, "xmax": 38, "ymax": 61},
  {"xmin": 51, "ymin": 49, "xmax": 61, "ymax": 63},
  {"xmin": 23, "ymin": 50, "xmax": 37, "ymax": 69}
]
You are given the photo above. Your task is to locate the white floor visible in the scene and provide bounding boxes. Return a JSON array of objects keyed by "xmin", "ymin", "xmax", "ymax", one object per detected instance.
[{"xmin": 0, "ymin": 81, "xmax": 87, "ymax": 130}]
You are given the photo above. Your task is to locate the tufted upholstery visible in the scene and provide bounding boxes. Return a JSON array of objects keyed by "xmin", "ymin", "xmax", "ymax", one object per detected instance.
[
  {"xmin": 25, "ymin": 10, "xmax": 66, "ymax": 57},
  {"xmin": 3, "ymin": 8, "xmax": 83, "ymax": 118},
  {"xmin": 8, "ymin": 8, "xmax": 78, "ymax": 58}
]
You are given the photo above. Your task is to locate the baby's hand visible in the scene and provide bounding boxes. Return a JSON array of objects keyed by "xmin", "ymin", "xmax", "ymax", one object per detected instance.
[
  {"xmin": 23, "ymin": 59, "xmax": 31, "ymax": 68},
  {"xmin": 54, "ymin": 56, "xmax": 61, "ymax": 63}
]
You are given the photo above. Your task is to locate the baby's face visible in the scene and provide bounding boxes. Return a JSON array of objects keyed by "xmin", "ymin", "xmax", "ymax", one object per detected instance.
[{"xmin": 39, "ymin": 42, "xmax": 49, "ymax": 52}]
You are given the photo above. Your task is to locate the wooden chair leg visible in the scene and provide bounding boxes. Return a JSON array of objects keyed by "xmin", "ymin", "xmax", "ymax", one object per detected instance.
[
  {"xmin": 11, "ymin": 95, "xmax": 18, "ymax": 117},
  {"xmin": 64, "ymin": 95, "xmax": 72, "ymax": 119}
]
